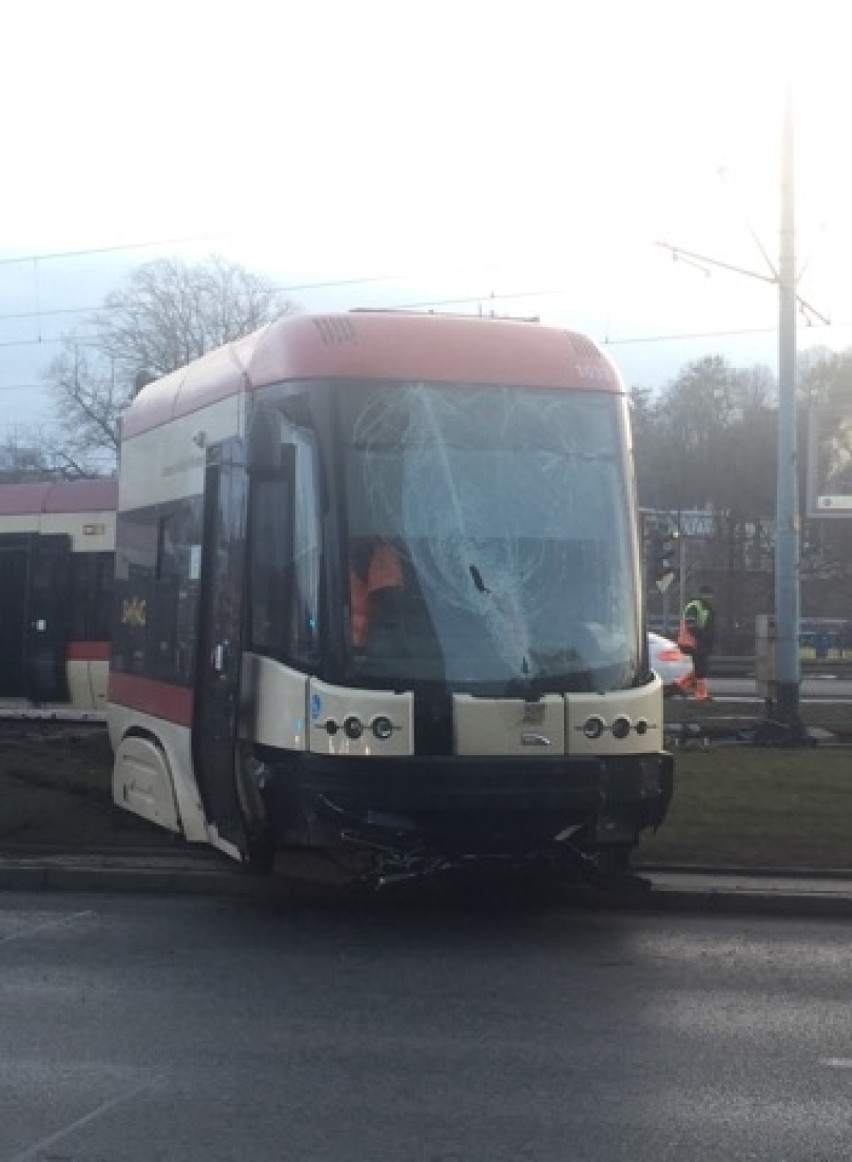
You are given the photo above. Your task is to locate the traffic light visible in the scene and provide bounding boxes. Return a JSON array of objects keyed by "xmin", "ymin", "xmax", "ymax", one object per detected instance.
[{"xmin": 649, "ymin": 526, "xmax": 679, "ymax": 593}]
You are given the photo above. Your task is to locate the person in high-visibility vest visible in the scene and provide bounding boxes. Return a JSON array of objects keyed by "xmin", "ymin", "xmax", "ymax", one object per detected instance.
[
  {"xmin": 349, "ymin": 540, "xmax": 404, "ymax": 650},
  {"xmin": 675, "ymin": 585, "xmax": 716, "ymax": 701}
]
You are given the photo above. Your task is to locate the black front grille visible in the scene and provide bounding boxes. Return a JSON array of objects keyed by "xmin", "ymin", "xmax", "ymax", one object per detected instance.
[{"xmin": 413, "ymin": 690, "xmax": 453, "ymax": 755}]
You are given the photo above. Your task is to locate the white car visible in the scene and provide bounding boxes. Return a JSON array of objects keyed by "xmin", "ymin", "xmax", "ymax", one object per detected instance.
[{"xmin": 648, "ymin": 631, "xmax": 692, "ymax": 693}]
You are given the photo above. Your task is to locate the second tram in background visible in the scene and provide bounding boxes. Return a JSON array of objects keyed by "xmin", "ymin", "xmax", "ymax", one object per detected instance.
[
  {"xmin": 0, "ymin": 478, "xmax": 116, "ymax": 713},
  {"xmin": 109, "ymin": 311, "xmax": 673, "ymax": 881}
]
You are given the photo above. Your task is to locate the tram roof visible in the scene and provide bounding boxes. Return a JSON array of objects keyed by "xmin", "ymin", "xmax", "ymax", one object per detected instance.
[
  {"xmin": 0, "ymin": 478, "xmax": 118, "ymax": 517},
  {"xmin": 123, "ymin": 311, "xmax": 624, "ymax": 439}
]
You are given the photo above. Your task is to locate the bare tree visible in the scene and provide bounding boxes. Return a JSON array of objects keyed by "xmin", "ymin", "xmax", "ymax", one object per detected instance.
[
  {"xmin": 799, "ymin": 346, "xmax": 852, "ymax": 410},
  {"xmin": 43, "ymin": 345, "xmax": 123, "ymax": 476},
  {"xmin": 43, "ymin": 256, "xmax": 296, "ymax": 475},
  {"xmin": 0, "ymin": 429, "xmax": 55, "ymax": 482}
]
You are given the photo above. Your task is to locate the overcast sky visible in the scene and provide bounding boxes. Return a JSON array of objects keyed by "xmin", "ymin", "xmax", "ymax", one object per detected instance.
[{"xmin": 1, "ymin": 0, "xmax": 849, "ymax": 436}]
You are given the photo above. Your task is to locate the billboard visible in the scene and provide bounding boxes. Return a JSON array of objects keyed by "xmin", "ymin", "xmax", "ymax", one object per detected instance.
[{"xmin": 808, "ymin": 408, "xmax": 852, "ymax": 518}]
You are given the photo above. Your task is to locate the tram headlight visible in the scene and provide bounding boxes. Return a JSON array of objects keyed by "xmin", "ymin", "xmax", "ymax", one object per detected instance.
[
  {"xmin": 582, "ymin": 715, "xmax": 606, "ymax": 740},
  {"xmin": 371, "ymin": 715, "xmax": 394, "ymax": 741},
  {"xmin": 343, "ymin": 715, "xmax": 364, "ymax": 740},
  {"xmin": 611, "ymin": 716, "xmax": 631, "ymax": 740},
  {"xmin": 635, "ymin": 718, "xmax": 649, "ymax": 736}
]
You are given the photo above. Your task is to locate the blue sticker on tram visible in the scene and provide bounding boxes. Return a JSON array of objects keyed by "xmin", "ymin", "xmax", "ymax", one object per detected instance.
[{"xmin": 310, "ymin": 694, "xmax": 322, "ymax": 721}]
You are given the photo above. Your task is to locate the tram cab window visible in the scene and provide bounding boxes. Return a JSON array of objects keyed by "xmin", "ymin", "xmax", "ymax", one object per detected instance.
[{"xmin": 340, "ymin": 381, "xmax": 639, "ymax": 691}]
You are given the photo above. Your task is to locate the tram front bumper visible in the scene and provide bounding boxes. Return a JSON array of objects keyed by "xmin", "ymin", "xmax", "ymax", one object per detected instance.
[{"xmin": 265, "ymin": 751, "xmax": 674, "ymax": 857}]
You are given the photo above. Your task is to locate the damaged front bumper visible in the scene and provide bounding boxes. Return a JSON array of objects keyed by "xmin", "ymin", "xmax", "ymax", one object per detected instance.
[{"xmin": 259, "ymin": 750, "xmax": 674, "ymax": 884}]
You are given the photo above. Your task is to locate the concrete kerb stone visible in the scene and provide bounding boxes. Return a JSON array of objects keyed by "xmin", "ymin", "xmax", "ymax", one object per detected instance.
[
  {"xmin": 37, "ymin": 866, "xmax": 258, "ymax": 896},
  {"xmin": 0, "ymin": 853, "xmax": 258, "ymax": 898},
  {"xmin": 2, "ymin": 852, "xmax": 852, "ymax": 915},
  {"xmin": 619, "ymin": 879, "xmax": 852, "ymax": 920},
  {"xmin": 638, "ymin": 863, "xmax": 852, "ymax": 880}
]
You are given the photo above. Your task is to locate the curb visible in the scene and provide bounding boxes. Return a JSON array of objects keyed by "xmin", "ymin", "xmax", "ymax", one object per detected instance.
[
  {"xmin": 612, "ymin": 880, "xmax": 852, "ymax": 919},
  {"xmin": 637, "ymin": 862, "xmax": 852, "ymax": 881},
  {"xmin": 0, "ymin": 851, "xmax": 256, "ymax": 897},
  {"xmin": 0, "ymin": 867, "xmax": 246, "ymax": 895},
  {"xmin": 1, "ymin": 853, "xmax": 852, "ymax": 917}
]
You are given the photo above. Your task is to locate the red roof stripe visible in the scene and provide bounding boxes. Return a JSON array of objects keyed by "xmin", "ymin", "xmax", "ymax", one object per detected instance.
[
  {"xmin": 122, "ymin": 312, "xmax": 623, "ymax": 439},
  {"xmin": 0, "ymin": 478, "xmax": 118, "ymax": 517}
]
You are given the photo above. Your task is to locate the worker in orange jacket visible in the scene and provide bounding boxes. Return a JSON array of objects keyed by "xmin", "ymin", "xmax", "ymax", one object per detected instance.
[{"xmin": 349, "ymin": 540, "xmax": 404, "ymax": 650}]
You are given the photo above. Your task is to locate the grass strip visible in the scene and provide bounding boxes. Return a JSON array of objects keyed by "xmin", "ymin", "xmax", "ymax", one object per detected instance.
[
  {"xmin": 2, "ymin": 723, "xmax": 850, "ymax": 868},
  {"xmin": 638, "ymin": 746, "xmax": 852, "ymax": 869}
]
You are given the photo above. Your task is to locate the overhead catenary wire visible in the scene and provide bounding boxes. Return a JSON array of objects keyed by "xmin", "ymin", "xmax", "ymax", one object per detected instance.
[
  {"xmin": 0, "ymin": 231, "xmax": 839, "ymax": 345},
  {"xmin": 0, "ymin": 253, "xmax": 842, "ymax": 354},
  {"xmin": 604, "ymin": 321, "xmax": 833, "ymax": 345},
  {"xmin": 0, "ymin": 274, "xmax": 409, "ymax": 325},
  {"xmin": 0, "ymin": 208, "xmax": 840, "ymax": 345},
  {"xmin": 0, "ymin": 231, "xmax": 266, "ymax": 266}
]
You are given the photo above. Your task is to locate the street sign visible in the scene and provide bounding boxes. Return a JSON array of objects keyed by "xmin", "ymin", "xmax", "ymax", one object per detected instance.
[{"xmin": 808, "ymin": 408, "xmax": 852, "ymax": 518}]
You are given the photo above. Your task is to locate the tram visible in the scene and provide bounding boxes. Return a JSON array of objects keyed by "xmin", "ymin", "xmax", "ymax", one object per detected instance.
[
  {"xmin": 0, "ymin": 478, "xmax": 116, "ymax": 711},
  {"xmin": 108, "ymin": 311, "xmax": 673, "ymax": 879}
]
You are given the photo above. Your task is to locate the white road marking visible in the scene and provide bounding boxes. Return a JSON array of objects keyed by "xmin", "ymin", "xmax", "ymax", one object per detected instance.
[
  {"xmin": 5, "ymin": 1082, "xmax": 151, "ymax": 1162},
  {"xmin": 0, "ymin": 910, "xmax": 93, "ymax": 945},
  {"xmin": 820, "ymin": 1058, "xmax": 852, "ymax": 1069}
]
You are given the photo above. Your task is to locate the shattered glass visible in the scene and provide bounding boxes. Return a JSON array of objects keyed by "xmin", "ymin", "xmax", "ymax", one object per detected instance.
[{"xmin": 342, "ymin": 381, "xmax": 640, "ymax": 693}]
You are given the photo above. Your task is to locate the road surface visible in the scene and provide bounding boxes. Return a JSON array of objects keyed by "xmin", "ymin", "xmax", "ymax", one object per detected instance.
[{"xmin": 2, "ymin": 890, "xmax": 851, "ymax": 1161}]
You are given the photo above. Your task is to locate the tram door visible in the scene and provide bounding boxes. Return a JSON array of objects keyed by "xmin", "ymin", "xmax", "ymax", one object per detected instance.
[
  {"xmin": 193, "ymin": 440, "xmax": 248, "ymax": 852},
  {"xmin": 0, "ymin": 533, "xmax": 70, "ymax": 702},
  {"xmin": 25, "ymin": 535, "xmax": 72, "ymax": 703},
  {"xmin": 0, "ymin": 537, "xmax": 29, "ymax": 697}
]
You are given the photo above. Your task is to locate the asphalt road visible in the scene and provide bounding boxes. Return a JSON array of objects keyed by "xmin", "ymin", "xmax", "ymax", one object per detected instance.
[{"xmin": 2, "ymin": 891, "xmax": 851, "ymax": 1162}]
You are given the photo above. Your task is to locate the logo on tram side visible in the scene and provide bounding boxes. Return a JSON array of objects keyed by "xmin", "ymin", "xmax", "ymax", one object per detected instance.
[{"xmin": 121, "ymin": 597, "xmax": 147, "ymax": 627}]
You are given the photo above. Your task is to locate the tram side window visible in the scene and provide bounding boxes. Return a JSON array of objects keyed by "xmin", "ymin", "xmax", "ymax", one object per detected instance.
[
  {"xmin": 148, "ymin": 513, "xmax": 180, "ymax": 681},
  {"xmin": 69, "ymin": 552, "xmax": 113, "ymax": 641},
  {"xmin": 113, "ymin": 511, "xmax": 157, "ymax": 675},
  {"xmin": 113, "ymin": 500, "xmax": 202, "ymax": 684},
  {"xmin": 153, "ymin": 502, "xmax": 203, "ymax": 684},
  {"xmin": 249, "ymin": 434, "xmax": 320, "ymax": 668}
]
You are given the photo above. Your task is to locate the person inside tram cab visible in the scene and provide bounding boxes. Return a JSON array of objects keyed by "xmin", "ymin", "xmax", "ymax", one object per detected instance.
[{"xmin": 349, "ymin": 538, "xmax": 404, "ymax": 651}]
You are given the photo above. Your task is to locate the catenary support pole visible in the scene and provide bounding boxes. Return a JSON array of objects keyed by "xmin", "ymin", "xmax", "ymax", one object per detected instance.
[{"xmin": 774, "ymin": 82, "xmax": 805, "ymax": 739}]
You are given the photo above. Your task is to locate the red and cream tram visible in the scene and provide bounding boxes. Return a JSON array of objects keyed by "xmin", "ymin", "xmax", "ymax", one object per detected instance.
[
  {"xmin": 108, "ymin": 311, "xmax": 672, "ymax": 879},
  {"xmin": 0, "ymin": 478, "xmax": 116, "ymax": 712}
]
